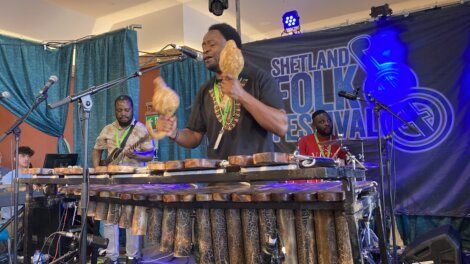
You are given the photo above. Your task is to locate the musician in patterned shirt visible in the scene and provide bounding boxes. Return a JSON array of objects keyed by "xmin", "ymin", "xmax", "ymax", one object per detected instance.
[{"xmin": 92, "ymin": 95, "xmax": 153, "ymax": 264}]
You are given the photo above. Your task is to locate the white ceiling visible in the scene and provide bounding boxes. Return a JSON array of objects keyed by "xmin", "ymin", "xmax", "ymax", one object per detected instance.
[{"xmin": 0, "ymin": 0, "xmax": 455, "ymax": 53}]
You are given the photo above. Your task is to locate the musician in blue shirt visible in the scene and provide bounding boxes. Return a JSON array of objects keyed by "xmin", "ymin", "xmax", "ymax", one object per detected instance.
[
  {"xmin": 0, "ymin": 146, "xmax": 34, "ymax": 238},
  {"xmin": 0, "ymin": 152, "xmax": 11, "ymax": 178}
]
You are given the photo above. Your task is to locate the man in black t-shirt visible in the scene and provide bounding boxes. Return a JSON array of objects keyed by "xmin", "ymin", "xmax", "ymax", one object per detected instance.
[{"xmin": 156, "ymin": 23, "xmax": 287, "ymax": 159}]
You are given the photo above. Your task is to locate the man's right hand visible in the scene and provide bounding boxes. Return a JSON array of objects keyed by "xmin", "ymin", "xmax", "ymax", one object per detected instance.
[{"xmin": 155, "ymin": 115, "xmax": 178, "ymax": 139}]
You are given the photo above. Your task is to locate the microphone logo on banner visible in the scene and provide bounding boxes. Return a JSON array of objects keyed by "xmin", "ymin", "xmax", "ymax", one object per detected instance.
[
  {"xmin": 348, "ymin": 35, "xmax": 454, "ymax": 153},
  {"xmin": 171, "ymin": 44, "xmax": 203, "ymax": 61}
]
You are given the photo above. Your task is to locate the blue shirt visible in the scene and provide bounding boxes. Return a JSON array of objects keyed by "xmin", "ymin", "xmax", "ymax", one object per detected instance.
[
  {"xmin": 1, "ymin": 170, "xmax": 31, "ymax": 219},
  {"xmin": 0, "ymin": 167, "xmax": 10, "ymax": 178}
]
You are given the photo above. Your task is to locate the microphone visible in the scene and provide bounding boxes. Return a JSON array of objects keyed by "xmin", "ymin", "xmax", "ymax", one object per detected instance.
[
  {"xmin": 0, "ymin": 91, "xmax": 10, "ymax": 99},
  {"xmin": 40, "ymin": 75, "xmax": 58, "ymax": 95},
  {"xmin": 338, "ymin": 90, "xmax": 362, "ymax": 101},
  {"xmin": 57, "ymin": 231, "xmax": 109, "ymax": 248},
  {"xmin": 171, "ymin": 44, "xmax": 203, "ymax": 61}
]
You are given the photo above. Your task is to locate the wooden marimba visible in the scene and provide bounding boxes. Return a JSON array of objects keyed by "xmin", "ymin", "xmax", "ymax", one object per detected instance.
[{"xmin": 19, "ymin": 154, "xmax": 385, "ymax": 264}]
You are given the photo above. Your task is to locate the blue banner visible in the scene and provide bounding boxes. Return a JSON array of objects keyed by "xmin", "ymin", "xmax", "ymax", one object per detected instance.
[{"xmin": 243, "ymin": 3, "xmax": 470, "ymax": 217}]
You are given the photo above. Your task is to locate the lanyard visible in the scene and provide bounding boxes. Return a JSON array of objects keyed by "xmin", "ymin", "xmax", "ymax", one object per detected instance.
[
  {"xmin": 314, "ymin": 131, "xmax": 332, "ymax": 158},
  {"xmin": 213, "ymin": 81, "xmax": 232, "ymax": 126},
  {"xmin": 115, "ymin": 125, "xmax": 132, "ymax": 147}
]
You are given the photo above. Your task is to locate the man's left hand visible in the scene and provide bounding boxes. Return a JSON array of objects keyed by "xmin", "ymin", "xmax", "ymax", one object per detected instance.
[
  {"xmin": 220, "ymin": 73, "xmax": 245, "ymax": 101},
  {"xmin": 124, "ymin": 149, "xmax": 138, "ymax": 160}
]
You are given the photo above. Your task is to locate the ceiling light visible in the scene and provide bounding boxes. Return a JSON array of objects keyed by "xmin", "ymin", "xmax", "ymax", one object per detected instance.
[
  {"xmin": 370, "ymin": 4, "xmax": 393, "ymax": 19},
  {"xmin": 282, "ymin": 10, "xmax": 301, "ymax": 36}
]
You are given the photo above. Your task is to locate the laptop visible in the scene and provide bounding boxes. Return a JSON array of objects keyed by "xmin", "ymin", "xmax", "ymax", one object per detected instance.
[{"xmin": 43, "ymin": 153, "xmax": 78, "ymax": 168}]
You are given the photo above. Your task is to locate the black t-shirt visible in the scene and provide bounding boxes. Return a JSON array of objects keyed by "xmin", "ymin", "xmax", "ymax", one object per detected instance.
[{"xmin": 186, "ymin": 62, "xmax": 285, "ymax": 159}]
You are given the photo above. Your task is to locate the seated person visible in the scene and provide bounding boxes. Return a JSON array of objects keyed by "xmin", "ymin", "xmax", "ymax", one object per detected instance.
[
  {"xmin": 0, "ymin": 146, "xmax": 34, "ymax": 238},
  {"xmin": 298, "ymin": 110, "xmax": 347, "ymax": 160},
  {"xmin": 0, "ymin": 152, "xmax": 10, "ymax": 178},
  {"xmin": 295, "ymin": 111, "xmax": 347, "ymax": 183}
]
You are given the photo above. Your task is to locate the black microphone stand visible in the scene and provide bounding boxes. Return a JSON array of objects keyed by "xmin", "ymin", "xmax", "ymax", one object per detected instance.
[
  {"xmin": 367, "ymin": 93, "xmax": 419, "ymax": 264},
  {"xmin": 0, "ymin": 90, "xmax": 50, "ymax": 264},
  {"xmin": 49, "ymin": 55, "xmax": 187, "ymax": 264}
]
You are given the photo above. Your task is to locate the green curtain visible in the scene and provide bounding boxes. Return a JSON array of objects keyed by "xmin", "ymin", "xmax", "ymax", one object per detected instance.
[
  {"xmin": 159, "ymin": 58, "xmax": 213, "ymax": 160},
  {"xmin": 73, "ymin": 29, "xmax": 140, "ymax": 165},
  {"xmin": 0, "ymin": 35, "xmax": 74, "ymax": 153},
  {"xmin": 397, "ymin": 215, "xmax": 470, "ymax": 251}
]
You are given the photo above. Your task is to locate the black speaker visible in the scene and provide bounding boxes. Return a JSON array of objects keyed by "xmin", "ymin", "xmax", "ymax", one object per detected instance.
[{"xmin": 401, "ymin": 224, "xmax": 463, "ymax": 264}]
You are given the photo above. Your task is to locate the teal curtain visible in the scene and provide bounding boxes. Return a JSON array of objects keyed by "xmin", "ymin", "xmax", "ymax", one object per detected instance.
[
  {"xmin": 397, "ymin": 215, "xmax": 470, "ymax": 251},
  {"xmin": 159, "ymin": 59, "xmax": 213, "ymax": 160},
  {"xmin": 0, "ymin": 35, "xmax": 74, "ymax": 153},
  {"xmin": 73, "ymin": 29, "xmax": 140, "ymax": 165}
]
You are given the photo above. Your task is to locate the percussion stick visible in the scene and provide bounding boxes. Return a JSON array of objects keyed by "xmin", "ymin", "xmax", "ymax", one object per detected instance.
[
  {"xmin": 331, "ymin": 146, "xmax": 341, "ymax": 159},
  {"xmin": 341, "ymin": 147, "xmax": 366, "ymax": 169},
  {"xmin": 349, "ymin": 154, "xmax": 366, "ymax": 169}
]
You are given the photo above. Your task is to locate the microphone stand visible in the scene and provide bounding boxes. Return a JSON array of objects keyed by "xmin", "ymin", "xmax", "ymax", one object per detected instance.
[
  {"xmin": 49, "ymin": 55, "xmax": 187, "ymax": 264},
  {"xmin": 367, "ymin": 93, "xmax": 418, "ymax": 264},
  {"xmin": 0, "ymin": 89, "xmax": 50, "ymax": 264}
]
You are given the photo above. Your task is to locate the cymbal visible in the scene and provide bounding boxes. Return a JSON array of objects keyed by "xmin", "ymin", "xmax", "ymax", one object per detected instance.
[{"xmin": 318, "ymin": 138, "xmax": 364, "ymax": 145}]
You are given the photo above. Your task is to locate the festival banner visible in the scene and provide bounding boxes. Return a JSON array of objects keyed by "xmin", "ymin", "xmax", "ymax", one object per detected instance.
[{"xmin": 243, "ymin": 4, "xmax": 470, "ymax": 217}]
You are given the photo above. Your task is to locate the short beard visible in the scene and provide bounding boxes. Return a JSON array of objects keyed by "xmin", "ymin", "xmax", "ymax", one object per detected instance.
[
  {"xmin": 207, "ymin": 64, "xmax": 221, "ymax": 73},
  {"xmin": 317, "ymin": 129, "xmax": 332, "ymax": 137},
  {"xmin": 118, "ymin": 119, "xmax": 133, "ymax": 127}
]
